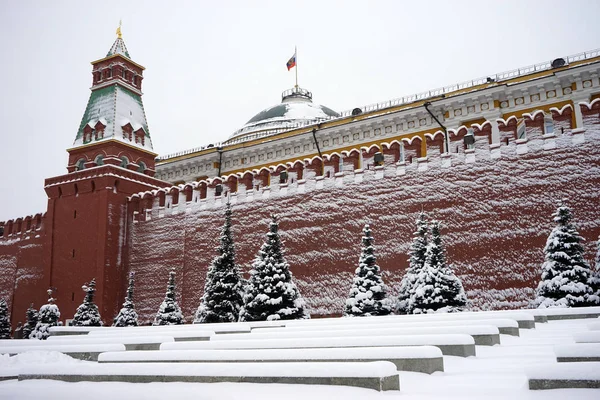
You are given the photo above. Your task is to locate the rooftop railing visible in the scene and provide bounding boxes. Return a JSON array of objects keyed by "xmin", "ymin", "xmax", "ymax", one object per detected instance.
[{"xmin": 157, "ymin": 48, "xmax": 600, "ymax": 163}]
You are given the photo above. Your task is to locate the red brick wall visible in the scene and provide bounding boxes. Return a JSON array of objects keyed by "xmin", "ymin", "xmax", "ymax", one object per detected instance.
[{"xmin": 127, "ymin": 116, "xmax": 600, "ymax": 323}]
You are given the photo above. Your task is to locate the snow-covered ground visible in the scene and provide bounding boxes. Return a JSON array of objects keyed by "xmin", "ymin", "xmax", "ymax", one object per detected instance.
[{"xmin": 1, "ymin": 318, "xmax": 599, "ymax": 399}]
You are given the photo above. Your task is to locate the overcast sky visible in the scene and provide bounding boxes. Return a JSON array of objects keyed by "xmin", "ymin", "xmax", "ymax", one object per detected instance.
[{"xmin": 1, "ymin": 0, "xmax": 599, "ymax": 221}]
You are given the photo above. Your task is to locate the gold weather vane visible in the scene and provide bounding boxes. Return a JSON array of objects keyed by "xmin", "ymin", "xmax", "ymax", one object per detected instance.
[{"xmin": 116, "ymin": 20, "xmax": 122, "ymax": 39}]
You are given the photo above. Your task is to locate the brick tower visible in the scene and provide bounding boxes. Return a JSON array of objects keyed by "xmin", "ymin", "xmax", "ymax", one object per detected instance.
[{"xmin": 40, "ymin": 26, "xmax": 169, "ymax": 324}]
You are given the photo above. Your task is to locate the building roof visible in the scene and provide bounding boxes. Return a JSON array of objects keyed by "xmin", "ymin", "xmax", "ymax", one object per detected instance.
[
  {"xmin": 227, "ymin": 87, "xmax": 339, "ymax": 143},
  {"xmin": 73, "ymin": 84, "xmax": 153, "ymax": 151},
  {"xmin": 106, "ymin": 37, "xmax": 131, "ymax": 59}
]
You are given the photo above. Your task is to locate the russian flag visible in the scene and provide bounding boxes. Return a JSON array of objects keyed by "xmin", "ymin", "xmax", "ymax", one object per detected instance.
[{"xmin": 286, "ymin": 52, "xmax": 296, "ymax": 71}]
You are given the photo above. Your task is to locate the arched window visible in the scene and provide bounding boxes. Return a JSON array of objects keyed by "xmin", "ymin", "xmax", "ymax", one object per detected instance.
[
  {"xmin": 94, "ymin": 155, "xmax": 104, "ymax": 166},
  {"xmin": 120, "ymin": 156, "xmax": 129, "ymax": 168},
  {"xmin": 138, "ymin": 161, "xmax": 146, "ymax": 173},
  {"xmin": 75, "ymin": 159, "xmax": 86, "ymax": 171}
]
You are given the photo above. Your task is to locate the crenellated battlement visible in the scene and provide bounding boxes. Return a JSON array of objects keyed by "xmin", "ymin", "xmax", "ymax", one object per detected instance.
[
  {"xmin": 0, "ymin": 212, "xmax": 45, "ymax": 242},
  {"xmin": 128, "ymin": 101, "xmax": 599, "ymax": 224}
]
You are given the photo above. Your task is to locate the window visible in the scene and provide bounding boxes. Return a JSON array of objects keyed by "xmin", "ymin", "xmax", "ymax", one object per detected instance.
[
  {"xmin": 75, "ymin": 159, "xmax": 86, "ymax": 171},
  {"xmin": 94, "ymin": 155, "xmax": 104, "ymax": 166},
  {"xmin": 399, "ymin": 143, "xmax": 405, "ymax": 163},
  {"xmin": 120, "ymin": 156, "xmax": 129, "ymax": 168},
  {"xmin": 543, "ymin": 114, "xmax": 554, "ymax": 135},
  {"xmin": 138, "ymin": 161, "xmax": 146, "ymax": 173},
  {"xmin": 516, "ymin": 120, "xmax": 526, "ymax": 140}
]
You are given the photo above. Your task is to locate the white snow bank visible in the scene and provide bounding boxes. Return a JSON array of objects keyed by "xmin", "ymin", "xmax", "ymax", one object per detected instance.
[
  {"xmin": 0, "ymin": 344, "xmax": 126, "ymax": 355},
  {"xmin": 0, "ymin": 350, "xmax": 87, "ymax": 377},
  {"xmin": 587, "ymin": 322, "xmax": 600, "ymax": 331},
  {"xmin": 527, "ymin": 362, "xmax": 600, "ymax": 380},
  {"xmin": 18, "ymin": 360, "xmax": 398, "ymax": 378},
  {"xmin": 49, "ymin": 326, "xmax": 109, "ymax": 334},
  {"xmin": 554, "ymin": 343, "xmax": 600, "ymax": 357},
  {"xmin": 161, "ymin": 334, "xmax": 475, "ymax": 351},
  {"xmin": 530, "ymin": 306, "xmax": 600, "ymax": 316},
  {"xmin": 98, "ymin": 346, "xmax": 442, "ymax": 363},
  {"xmin": 573, "ymin": 331, "xmax": 600, "ymax": 343},
  {"xmin": 214, "ymin": 325, "xmax": 498, "ymax": 341},
  {"xmin": 265, "ymin": 318, "xmax": 518, "ymax": 333},
  {"xmin": 45, "ymin": 336, "xmax": 174, "ymax": 345},
  {"xmin": 85, "ymin": 324, "xmax": 246, "ymax": 335},
  {"xmin": 284, "ymin": 311, "xmax": 533, "ymax": 328},
  {"xmin": 53, "ymin": 331, "xmax": 212, "ymax": 340}
]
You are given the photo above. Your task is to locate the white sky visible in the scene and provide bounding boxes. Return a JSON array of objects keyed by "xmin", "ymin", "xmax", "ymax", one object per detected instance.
[{"xmin": 1, "ymin": 0, "xmax": 599, "ymax": 222}]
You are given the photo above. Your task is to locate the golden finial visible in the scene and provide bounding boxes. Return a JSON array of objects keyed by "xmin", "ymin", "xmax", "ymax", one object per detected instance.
[{"xmin": 116, "ymin": 20, "xmax": 122, "ymax": 39}]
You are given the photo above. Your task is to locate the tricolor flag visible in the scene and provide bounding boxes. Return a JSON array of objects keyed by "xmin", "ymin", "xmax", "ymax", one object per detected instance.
[{"xmin": 286, "ymin": 52, "xmax": 297, "ymax": 71}]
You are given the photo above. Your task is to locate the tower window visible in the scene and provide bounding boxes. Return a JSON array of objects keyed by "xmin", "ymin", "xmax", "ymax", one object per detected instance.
[
  {"xmin": 94, "ymin": 155, "xmax": 104, "ymax": 166},
  {"xmin": 74, "ymin": 210, "xmax": 77, "ymax": 219},
  {"xmin": 120, "ymin": 156, "xmax": 129, "ymax": 168},
  {"xmin": 138, "ymin": 161, "xmax": 146, "ymax": 173},
  {"xmin": 75, "ymin": 159, "xmax": 86, "ymax": 171},
  {"xmin": 72, "ymin": 249, "xmax": 75, "ymax": 258}
]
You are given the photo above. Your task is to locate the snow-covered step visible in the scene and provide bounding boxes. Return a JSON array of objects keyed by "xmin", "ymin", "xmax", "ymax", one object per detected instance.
[
  {"xmin": 588, "ymin": 321, "xmax": 600, "ymax": 331},
  {"xmin": 43, "ymin": 335, "xmax": 174, "ymax": 350},
  {"xmin": 283, "ymin": 311, "xmax": 535, "ymax": 329},
  {"xmin": 48, "ymin": 326, "xmax": 116, "ymax": 336},
  {"xmin": 530, "ymin": 306, "xmax": 600, "ymax": 321},
  {"xmin": 555, "ymin": 343, "xmax": 600, "ymax": 362},
  {"xmin": 52, "ymin": 330, "xmax": 213, "ymax": 342},
  {"xmin": 0, "ymin": 343, "xmax": 125, "ymax": 361},
  {"xmin": 260, "ymin": 318, "xmax": 520, "ymax": 336},
  {"xmin": 573, "ymin": 331, "xmax": 600, "ymax": 343},
  {"xmin": 161, "ymin": 334, "xmax": 476, "ymax": 357},
  {"xmin": 98, "ymin": 346, "xmax": 444, "ymax": 374},
  {"xmin": 17, "ymin": 361, "xmax": 400, "ymax": 391},
  {"xmin": 219, "ymin": 325, "xmax": 500, "ymax": 346},
  {"xmin": 527, "ymin": 362, "xmax": 600, "ymax": 389}
]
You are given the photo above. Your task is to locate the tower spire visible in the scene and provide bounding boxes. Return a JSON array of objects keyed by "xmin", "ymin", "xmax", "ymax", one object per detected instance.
[{"xmin": 116, "ymin": 20, "xmax": 122, "ymax": 39}]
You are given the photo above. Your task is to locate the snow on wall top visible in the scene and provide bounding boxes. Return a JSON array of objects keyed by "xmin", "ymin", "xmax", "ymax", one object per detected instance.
[{"xmin": 73, "ymin": 84, "xmax": 153, "ymax": 151}]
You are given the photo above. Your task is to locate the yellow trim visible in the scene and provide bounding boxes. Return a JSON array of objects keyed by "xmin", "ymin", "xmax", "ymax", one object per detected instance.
[
  {"xmin": 221, "ymin": 128, "xmax": 440, "ymax": 176},
  {"xmin": 91, "ymin": 54, "xmax": 146, "ymax": 71},
  {"xmin": 67, "ymin": 138, "xmax": 158, "ymax": 157},
  {"xmin": 158, "ymin": 55, "xmax": 600, "ymax": 166}
]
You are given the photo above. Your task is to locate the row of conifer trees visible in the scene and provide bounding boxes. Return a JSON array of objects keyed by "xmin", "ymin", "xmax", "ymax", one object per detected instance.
[{"xmin": 2, "ymin": 200, "xmax": 599, "ymax": 339}]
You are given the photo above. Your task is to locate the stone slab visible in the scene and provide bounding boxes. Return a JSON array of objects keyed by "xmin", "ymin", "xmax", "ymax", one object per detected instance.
[
  {"xmin": 498, "ymin": 327, "xmax": 520, "ymax": 336},
  {"xmin": 529, "ymin": 379, "xmax": 600, "ymax": 390},
  {"xmin": 100, "ymin": 356, "xmax": 443, "ymax": 375},
  {"xmin": 472, "ymin": 334, "xmax": 500, "ymax": 346},
  {"xmin": 557, "ymin": 357, "xmax": 600, "ymax": 363}
]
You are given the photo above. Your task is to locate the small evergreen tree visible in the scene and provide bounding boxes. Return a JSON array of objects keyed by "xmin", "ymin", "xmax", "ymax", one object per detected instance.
[
  {"xmin": 0, "ymin": 299, "xmax": 11, "ymax": 339},
  {"xmin": 239, "ymin": 215, "xmax": 308, "ymax": 322},
  {"xmin": 153, "ymin": 268, "xmax": 184, "ymax": 325},
  {"xmin": 397, "ymin": 212, "xmax": 428, "ymax": 314},
  {"xmin": 195, "ymin": 203, "xmax": 244, "ymax": 323},
  {"xmin": 534, "ymin": 201, "xmax": 595, "ymax": 308},
  {"xmin": 588, "ymin": 236, "xmax": 600, "ymax": 305},
  {"xmin": 72, "ymin": 278, "xmax": 102, "ymax": 326},
  {"xmin": 30, "ymin": 289, "xmax": 60, "ymax": 340},
  {"xmin": 409, "ymin": 221, "xmax": 468, "ymax": 313},
  {"xmin": 22, "ymin": 304, "xmax": 38, "ymax": 339},
  {"xmin": 113, "ymin": 272, "xmax": 139, "ymax": 327},
  {"xmin": 344, "ymin": 224, "xmax": 392, "ymax": 317}
]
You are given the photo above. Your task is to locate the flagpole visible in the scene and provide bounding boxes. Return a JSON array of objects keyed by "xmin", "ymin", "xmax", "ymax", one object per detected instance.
[{"xmin": 295, "ymin": 45, "xmax": 298, "ymax": 88}]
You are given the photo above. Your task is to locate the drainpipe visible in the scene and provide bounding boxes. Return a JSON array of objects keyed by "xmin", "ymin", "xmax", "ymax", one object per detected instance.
[
  {"xmin": 424, "ymin": 101, "xmax": 449, "ymax": 154},
  {"xmin": 312, "ymin": 127, "xmax": 324, "ymax": 175},
  {"xmin": 217, "ymin": 146, "xmax": 224, "ymax": 177}
]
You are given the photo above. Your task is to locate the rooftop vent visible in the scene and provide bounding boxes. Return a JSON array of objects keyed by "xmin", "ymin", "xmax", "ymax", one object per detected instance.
[
  {"xmin": 551, "ymin": 58, "xmax": 566, "ymax": 69},
  {"xmin": 351, "ymin": 108, "xmax": 363, "ymax": 116}
]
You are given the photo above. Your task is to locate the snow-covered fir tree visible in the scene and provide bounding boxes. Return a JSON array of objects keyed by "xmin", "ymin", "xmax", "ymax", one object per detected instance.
[
  {"xmin": 153, "ymin": 268, "xmax": 184, "ymax": 325},
  {"xmin": 113, "ymin": 272, "xmax": 139, "ymax": 327},
  {"xmin": 22, "ymin": 304, "xmax": 38, "ymax": 339},
  {"xmin": 72, "ymin": 278, "xmax": 102, "ymax": 326},
  {"xmin": 409, "ymin": 221, "xmax": 468, "ymax": 314},
  {"xmin": 397, "ymin": 212, "xmax": 428, "ymax": 314},
  {"xmin": 239, "ymin": 215, "xmax": 309, "ymax": 322},
  {"xmin": 0, "ymin": 299, "xmax": 11, "ymax": 339},
  {"xmin": 534, "ymin": 201, "xmax": 596, "ymax": 308},
  {"xmin": 588, "ymin": 236, "xmax": 600, "ymax": 305},
  {"xmin": 195, "ymin": 203, "xmax": 244, "ymax": 323},
  {"xmin": 344, "ymin": 224, "xmax": 392, "ymax": 317},
  {"xmin": 30, "ymin": 289, "xmax": 60, "ymax": 340}
]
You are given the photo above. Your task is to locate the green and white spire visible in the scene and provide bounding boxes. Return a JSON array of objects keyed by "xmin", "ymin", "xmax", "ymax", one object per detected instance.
[{"xmin": 73, "ymin": 25, "xmax": 152, "ymax": 152}]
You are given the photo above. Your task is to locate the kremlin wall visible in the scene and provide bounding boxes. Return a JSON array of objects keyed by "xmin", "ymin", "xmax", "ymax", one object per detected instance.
[{"xmin": 1, "ymin": 33, "xmax": 600, "ymax": 327}]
